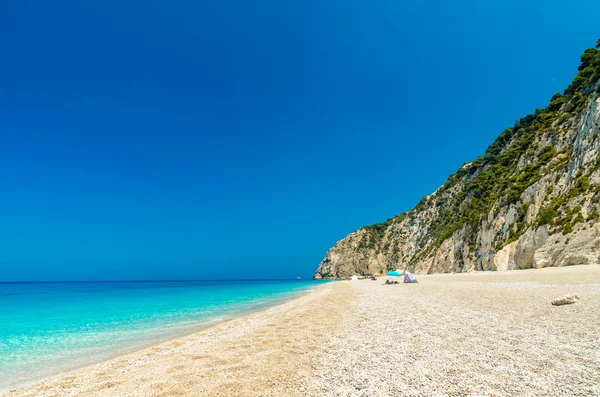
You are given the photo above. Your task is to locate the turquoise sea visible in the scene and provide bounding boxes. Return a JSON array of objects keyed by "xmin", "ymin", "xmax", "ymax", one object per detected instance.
[{"xmin": 0, "ymin": 280, "xmax": 324, "ymax": 391}]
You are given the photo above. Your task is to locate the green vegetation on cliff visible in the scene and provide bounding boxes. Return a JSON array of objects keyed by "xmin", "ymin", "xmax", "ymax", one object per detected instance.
[{"xmin": 358, "ymin": 40, "xmax": 600, "ymax": 260}]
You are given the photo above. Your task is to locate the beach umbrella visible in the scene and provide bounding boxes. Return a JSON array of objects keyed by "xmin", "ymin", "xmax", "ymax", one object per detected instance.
[{"xmin": 386, "ymin": 271, "xmax": 403, "ymax": 277}]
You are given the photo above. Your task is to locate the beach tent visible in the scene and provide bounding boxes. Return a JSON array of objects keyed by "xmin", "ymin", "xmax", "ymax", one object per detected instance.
[
  {"xmin": 351, "ymin": 275, "xmax": 358, "ymax": 281},
  {"xmin": 403, "ymin": 271, "xmax": 418, "ymax": 283},
  {"xmin": 386, "ymin": 271, "xmax": 402, "ymax": 277}
]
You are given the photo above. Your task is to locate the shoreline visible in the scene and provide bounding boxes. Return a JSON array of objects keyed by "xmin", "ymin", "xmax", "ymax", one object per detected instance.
[
  {"xmin": 0, "ymin": 283, "xmax": 332, "ymax": 393},
  {"xmin": 3, "ymin": 281, "xmax": 350, "ymax": 396},
  {"xmin": 6, "ymin": 265, "xmax": 600, "ymax": 396}
]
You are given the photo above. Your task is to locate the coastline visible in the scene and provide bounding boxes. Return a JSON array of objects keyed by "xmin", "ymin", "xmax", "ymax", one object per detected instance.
[
  {"xmin": 0, "ymin": 280, "xmax": 327, "ymax": 393},
  {"xmin": 6, "ymin": 265, "xmax": 600, "ymax": 396},
  {"xmin": 3, "ymin": 281, "xmax": 352, "ymax": 396}
]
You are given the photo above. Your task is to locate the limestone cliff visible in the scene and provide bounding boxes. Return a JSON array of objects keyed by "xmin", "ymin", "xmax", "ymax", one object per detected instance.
[{"xmin": 315, "ymin": 40, "xmax": 600, "ymax": 279}]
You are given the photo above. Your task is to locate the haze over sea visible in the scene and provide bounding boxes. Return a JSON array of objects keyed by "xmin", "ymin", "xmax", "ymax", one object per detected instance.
[{"xmin": 0, "ymin": 279, "xmax": 322, "ymax": 390}]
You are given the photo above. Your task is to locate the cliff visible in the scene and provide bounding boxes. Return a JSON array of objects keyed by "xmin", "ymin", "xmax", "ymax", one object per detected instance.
[{"xmin": 315, "ymin": 40, "xmax": 600, "ymax": 279}]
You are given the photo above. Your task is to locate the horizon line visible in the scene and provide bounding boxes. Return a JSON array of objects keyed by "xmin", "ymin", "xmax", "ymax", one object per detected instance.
[{"xmin": 0, "ymin": 277, "xmax": 314, "ymax": 284}]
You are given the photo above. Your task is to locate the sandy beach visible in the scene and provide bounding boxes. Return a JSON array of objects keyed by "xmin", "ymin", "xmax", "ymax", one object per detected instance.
[{"xmin": 5, "ymin": 265, "xmax": 600, "ymax": 396}]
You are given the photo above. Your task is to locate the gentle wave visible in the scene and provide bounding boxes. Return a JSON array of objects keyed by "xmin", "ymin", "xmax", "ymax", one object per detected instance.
[{"xmin": 0, "ymin": 280, "xmax": 326, "ymax": 391}]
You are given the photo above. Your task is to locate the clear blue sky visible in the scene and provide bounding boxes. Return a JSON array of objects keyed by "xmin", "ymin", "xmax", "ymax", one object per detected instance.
[{"xmin": 1, "ymin": 1, "xmax": 599, "ymax": 281}]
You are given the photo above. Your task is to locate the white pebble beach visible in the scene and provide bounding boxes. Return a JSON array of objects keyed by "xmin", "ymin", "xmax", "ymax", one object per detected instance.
[{"xmin": 4, "ymin": 265, "xmax": 600, "ymax": 397}]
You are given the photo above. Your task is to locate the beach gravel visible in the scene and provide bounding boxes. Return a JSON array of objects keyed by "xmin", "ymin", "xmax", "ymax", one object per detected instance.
[
  {"xmin": 4, "ymin": 265, "xmax": 600, "ymax": 396},
  {"xmin": 303, "ymin": 265, "xmax": 600, "ymax": 396}
]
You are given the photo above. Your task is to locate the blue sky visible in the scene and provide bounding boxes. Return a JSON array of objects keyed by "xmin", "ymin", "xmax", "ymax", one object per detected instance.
[{"xmin": 1, "ymin": 1, "xmax": 599, "ymax": 281}]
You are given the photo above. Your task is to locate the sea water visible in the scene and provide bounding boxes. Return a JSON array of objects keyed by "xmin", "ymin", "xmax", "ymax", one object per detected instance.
[{"xmin": 0, "ymin": 279, "xmax": 324, "ymax": 390}]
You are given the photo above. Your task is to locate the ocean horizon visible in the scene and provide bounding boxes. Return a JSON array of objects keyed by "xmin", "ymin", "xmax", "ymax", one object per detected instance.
[{"xmin": 0, "ymin": 279, "xmax": 326, "ymax": 391}]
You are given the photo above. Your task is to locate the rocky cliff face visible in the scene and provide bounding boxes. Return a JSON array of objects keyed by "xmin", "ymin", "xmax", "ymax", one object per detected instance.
[{"xmin": 315, "ymin": 41, "xmax": 600, "ymax": 279}]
